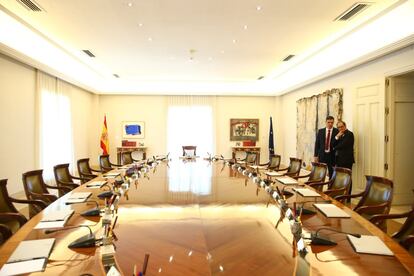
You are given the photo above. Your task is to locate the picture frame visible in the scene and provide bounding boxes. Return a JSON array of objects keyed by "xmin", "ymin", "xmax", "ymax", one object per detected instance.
[
  {"xmin": 230, "ymin": 119, "xmax": 259, "ymax": 141},
  {"xmin": 122, "ymin": 121, "xmax": 145, "ymax": 139}
]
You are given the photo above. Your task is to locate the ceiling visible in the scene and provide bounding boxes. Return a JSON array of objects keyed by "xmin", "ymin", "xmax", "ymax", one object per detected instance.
[{"xmin": 0, "ymin": 0, "xmax": 413, "ymax": 95}]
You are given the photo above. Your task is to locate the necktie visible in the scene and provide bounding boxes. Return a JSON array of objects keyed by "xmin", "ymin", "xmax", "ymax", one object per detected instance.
[{"xmin": 325, "ymin": 129, "xmax": 331, "ymax": 151}]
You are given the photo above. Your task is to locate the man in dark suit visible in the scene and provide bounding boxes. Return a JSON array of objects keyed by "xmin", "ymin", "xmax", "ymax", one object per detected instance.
[
  {"xmin": 333, "ymin": 121, "xmax": 354, "ymax": 170},
  {"xmin": 314, "ymin": 116, "xmax": 338, "ymax": 178}
]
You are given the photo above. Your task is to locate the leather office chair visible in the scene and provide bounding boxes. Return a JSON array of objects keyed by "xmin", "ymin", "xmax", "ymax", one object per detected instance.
[
  {"xmin": 77, "ymin": 158, "xmax": 101, "ymax": 183},
  {"xmin": 54, "ymin": 164, "xmax": 88, "ymax": 197},
  {"xmin": 275, "ymin": 157, "xmax": 302, "ymax": 177},
  {"xmin": 293, "ymin": 162, "xmax": 327, "ymax": 184},
  {"xmin": 99, "ymin": 154, "xmax": 122, "ymax": 172},
  {"xmin": 370, "ymin": 201, "xmax": 414, "ymax": 253},
  {"xmin": 121, "ymin": 151, "xmax": 140, "ymax": 165},
  {"xmin": 22, "ymin": 170, "xmax": 70, "ymax": 218},
  {"xmin": 337, "ymin": 175, "xmax": 393, "ymax": 221},
  {"xmin": 182, "ymin": 146, "xmax": 197, "ymax": 157},
  {"xmin": 309, "ymin": 167, "xmax": 352, "ymax": 198},
  {"xmin": 0, "ymin": 224, "xmax": 12, "ymax": 246},
  {"xmin": 266, "ymin": 154, "xmax": 281, "ymax": 170},
  {"xmin": 0, "ymin": 179, "xmax": 46, "ymax": 239}
]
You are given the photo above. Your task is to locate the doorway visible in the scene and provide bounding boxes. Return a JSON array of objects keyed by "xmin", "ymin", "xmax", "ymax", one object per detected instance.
[{"xmin": 386, "ymin": 71, "xmax": 414, "ymax": 205}]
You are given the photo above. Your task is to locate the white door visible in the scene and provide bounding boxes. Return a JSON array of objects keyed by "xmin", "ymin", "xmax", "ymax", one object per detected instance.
[
  {"xmin": 353, "ymin": 83, "xmax": 385, "ymax": 194},
  {"xmin": 386, "ymin": 75, "xmax": 414, "ymax": 204}
]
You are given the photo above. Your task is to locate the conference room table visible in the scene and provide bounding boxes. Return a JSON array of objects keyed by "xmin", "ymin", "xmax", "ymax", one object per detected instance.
[{"xmin": 1, "ymin": 159, "xmax": 414, "ymax": 275}]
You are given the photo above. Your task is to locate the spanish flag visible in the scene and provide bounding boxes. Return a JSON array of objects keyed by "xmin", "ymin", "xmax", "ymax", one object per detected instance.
[{"xmin": 100, "ymin": 115, "xmax": 109, "ymax": 155}]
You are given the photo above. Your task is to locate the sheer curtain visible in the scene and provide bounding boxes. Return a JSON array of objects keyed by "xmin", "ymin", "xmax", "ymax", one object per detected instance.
[
  {"xmin": 37, "ymin": 71, "xmax": 73, "ymax": 182},
  {"xmin": 167, "ymin": 96, "xmax": 215, "ymax": 195}
]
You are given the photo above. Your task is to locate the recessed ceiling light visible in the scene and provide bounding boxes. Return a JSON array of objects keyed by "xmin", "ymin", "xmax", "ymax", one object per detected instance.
[
  {"xmin": 256, "ymin": 5, "xmax": 262, "ymax": 11},
  {"xmin": 128, "ymin": 2, "xmax": 133, "ymax": 7},
  {"xmin": 138, "ymin": 23, "xmax": 143, "ymax": 27},
  {"xmin": 148, "ymin": 37, "xmax": 152, "ymax": 42},
  {"xmin": 220, "ymin": 50, "xmax": 225, "ymax": 54},
  {"xmin": 243, "ymin": 25, "xmax": 248, "ymax": 30},
  {"xmin": 232, "ymin": 39, "xmax": 237, "ymax": 43}
]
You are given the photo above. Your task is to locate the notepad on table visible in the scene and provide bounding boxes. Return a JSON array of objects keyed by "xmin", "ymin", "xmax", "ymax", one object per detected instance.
[
  {"xmin": 264, "ymin": 171, "xmax": 283, "ymax": 177},
  {"xmin": 313, "ymin": 203, "xmax": 351, "ymax": 218},
  {"xmin": 86, "ymin": 180, "xmax": 107, "ymax": 188},
  {"xmin": 348, "ymin": 235, "xmax": 394, "ymax": 256},
  {"xmin": 0, "ymin": 238, "xmax": 55, "ymax": 275},
  {"xmin": 65, "ymin": 192, "xmax": 92, "ymax": 204},
  {"xmin": 34, "ymin": 209, "xmax": 74, "ymax": 229},
  {"xmin": 275, "ymin": 176, "xmax": 299, "ymax": 185},
  {"xmin": 293, "ymin": 188, "xmax": 321, "ymax": 197},
  {"xmin": 250, "ymin": 165, "xmax": 268, "ymax": 170},
  {"xmin": 103, "ymin": 172, "xmax": 121, "ymax": 178}
]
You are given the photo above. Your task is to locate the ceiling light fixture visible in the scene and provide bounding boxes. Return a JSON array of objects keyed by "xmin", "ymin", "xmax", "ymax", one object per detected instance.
[
  {"xmin": 138, "ymin": 23, "xmax": 143, "ymax": 27},
  {"xmin": 256, "ymin": 5, "xmax": 262, "ymax": 11},
  {"xmin": 243, "ymin": 25, "xmax": 248, "ymax": 30},
  {"xmin": 232, "ymin": 39, "xmax": 237, "ymax": 43},
  {"xmin": 113, "ymin": 74, "xmax": 120, "ymax": 78},
  {"xmin": 148, "ymin": 37, "xmax": 152, "ymax": 42},
  {"xmin": 335, "ymin": 2, "xmax": 371, "ymax": 21},
  {"xmin": 128, "ymin": 2, "xmax": 133, "ymax": 7}
]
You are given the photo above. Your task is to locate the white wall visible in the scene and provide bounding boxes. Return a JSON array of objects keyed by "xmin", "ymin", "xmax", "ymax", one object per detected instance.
[
  {"xmin": 277, "ymin": 44, "xmax": 414, "ymax": 178},
  {"xmin": 0, "ymin": 54, "xmax": 36, "ymax": 195},
  {"xmin": 94, "ymin": 95, "xmax": 277, "ymax": 165},
  {"xmin": 0, "ymin": 54, "xmax": 96, "ymax": 195}
]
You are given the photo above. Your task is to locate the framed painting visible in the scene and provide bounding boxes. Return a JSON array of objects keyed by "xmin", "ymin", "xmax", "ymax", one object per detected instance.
[
  {"xmin": 122, "ymin": 121, "xmax": 145, "ymax": 139},
  {"xmin": 230, "ymin": 119, "xmax": 259, "ymax": 141}
]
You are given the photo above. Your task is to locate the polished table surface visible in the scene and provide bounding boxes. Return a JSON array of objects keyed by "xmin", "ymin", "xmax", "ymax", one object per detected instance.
[{"xmin": 1, "ymin": 160, "xmax": 414, "ymax": 275}]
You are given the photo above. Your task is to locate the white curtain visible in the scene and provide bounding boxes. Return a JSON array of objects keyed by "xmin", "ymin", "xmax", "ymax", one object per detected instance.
[
  {"xmin": 167, "ymin": 96, "xmax": 215, "ymax": 195},
  {"xmin": 37, "ymin": 71, "xmax": 74, "ymax": 182},
  {"xmin": 167, "ymin": 96, "xmax": 215, "ymax": 158}
]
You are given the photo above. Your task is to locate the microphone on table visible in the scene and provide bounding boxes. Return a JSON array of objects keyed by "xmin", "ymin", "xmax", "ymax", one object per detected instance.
[
  {"xmin": 65, "ymin": 200, "xmax": 101, "ymax": 216},
  {"xmin": 45, "ymin": 225, "xmax": 97, "ymax": 248},
  {"xmin": 98, "ymin": 190, "xmax": 115, "ymax": 199},
  {"xmin": 293, "ymin": 199, "xmax": 332, "ymax": 216},
  {"xmin": 305, "ymin": 227, "xmax": 361, "ymax": 246}
]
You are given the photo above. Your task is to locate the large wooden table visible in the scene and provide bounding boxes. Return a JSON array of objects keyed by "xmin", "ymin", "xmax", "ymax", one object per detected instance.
[{"xmin": 1, "ymin": 160, "xmax": 414, "ymax": 275}]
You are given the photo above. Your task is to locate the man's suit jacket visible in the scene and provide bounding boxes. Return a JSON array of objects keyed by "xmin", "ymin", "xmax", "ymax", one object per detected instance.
[
  {"xmin": 314, "ymin": 127, "xmax": 339, "ymax": 159},
  {"xmin": 333, "ymin": 129, "xmax": 355, "ymax": 167}
]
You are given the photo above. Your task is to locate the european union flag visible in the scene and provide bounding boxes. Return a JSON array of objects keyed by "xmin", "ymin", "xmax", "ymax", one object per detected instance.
[{"xmin": 269, "ymin": 117, "xmax": 274, "ymax": 156}]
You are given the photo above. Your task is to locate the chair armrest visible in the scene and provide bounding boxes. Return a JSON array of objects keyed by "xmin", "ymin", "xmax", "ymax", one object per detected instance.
[
  {"xmin": 369, "ymin": 211, "xmax": 412, "ymax": 225},
  {"xmin": 305, "ymin": 179, "xmax": 325, "ymax": 184},
  {"xmin": 110, "ymin": 162, "xmax": 123, "ymax": 167},
  {"xmin": 355, "ymin": 202, "xmax": 389, "ymax": 215},
  {"xmin": 90, "ymin": 168, "xmax": 102, "ymax": 173},
  {"xmin": 293, "ymin": 172, "xmax": 311, "ymax": 180},
  {"xmin": 80, "ymin": 173, "xmax": 98, "ymax": 179},
  {"xmin": 336, "ymin": 192, "xmax": 364, "ymax": 202},
  {"xmin": 308, "ymin": 181, "xmax": 331, "ymax": 188},
  {"xmin": 259, "ymin": 162, "xmax": 270, "ymax": 166},
  {"xmin": 57, "ymin": 180, "xmax": 79, "ymax": 189},
  {"xmin": 45, "ymin": 184, "xmax": 72, "ymax": 193},
  {"xmin": 0, "ymin": 212, "xmax": 27, "ymax": 226},
  {"xmin": 274, "ymin": 167, "xmax": 288, "ymax": 172},
  {"xmin": 29, "ymin": 192, "xmax": 57, "ymax": 203},
  {"xmin": 10, "ymin": 197, "xmax": 48, "ymax": 210},
  {"xmin": 325, "ymin": 187, "xmax": 347, "ymax": 196},
  {"xmin": 400, "ymin": 235, "xmax": 414, "ymax": 250},
  {"xmin": 0, "ymin": 224, "xmax": 12, "ymax": 240},
  {"xmin": 284, "ymin": 172, "xmax": 299, "ymax": 177},
  {"xmin": 71, "ymin": 175, "xmax": 91, "ymax": 182}
]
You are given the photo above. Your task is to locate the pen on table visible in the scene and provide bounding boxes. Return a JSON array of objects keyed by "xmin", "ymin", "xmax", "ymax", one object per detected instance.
[{"xmin": 142, "ymin": 253, "xmax": 149, "ymax": 275}]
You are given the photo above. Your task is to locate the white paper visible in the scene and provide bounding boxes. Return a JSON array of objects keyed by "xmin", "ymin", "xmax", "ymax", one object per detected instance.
[
  {"xmin": 275, "ymin": 176, "xmax": 299, "ymax": 185},
  {"xmin": 348, "ymin": 235, "xmax": 394, "ymax": 256},
  {"xmin": 40, "ymin": 210, "xmax": 74, "ymax": 222},
  {"xmin": 86, "ymin": 180, "xmax": 107, "ymax": 188},
  {"xmin": 69, "ymin": 192, "xmax": 91, "ymax": 199},
  {"xmin": 293, "ymin": 188, "xmax": 321, "ymax": 197},
  {"xmin": 313, "ymin": 204, "xmax": 351, "ymax": 218},
  {"xmin": 265, "ymin": 171, "xmax": 283, "ymax": 176},
  {"xmin": 106, "ymin": 266, "xmax": 121, "ymax": 276},
  {"xmin": 250, "ymin": 165, "xmax": 267, "ymax": 169},
  {"xmin": 34, "ymin": 220, "xmax": 66, "ymax": 229},
  {"xmin": 66, "ymin": 192, "xmax": 91, "ymax": 203},
  {"xmin": 0, "ymin": 258, "xmax": 47, "ymax": 275},
  {"xmin": 104, "ymin": 172, "xmax": 121, "ymax": 177},
  {"xmin": 7, "ymin": 238, "xmax": 55, "ymax": 263}
]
